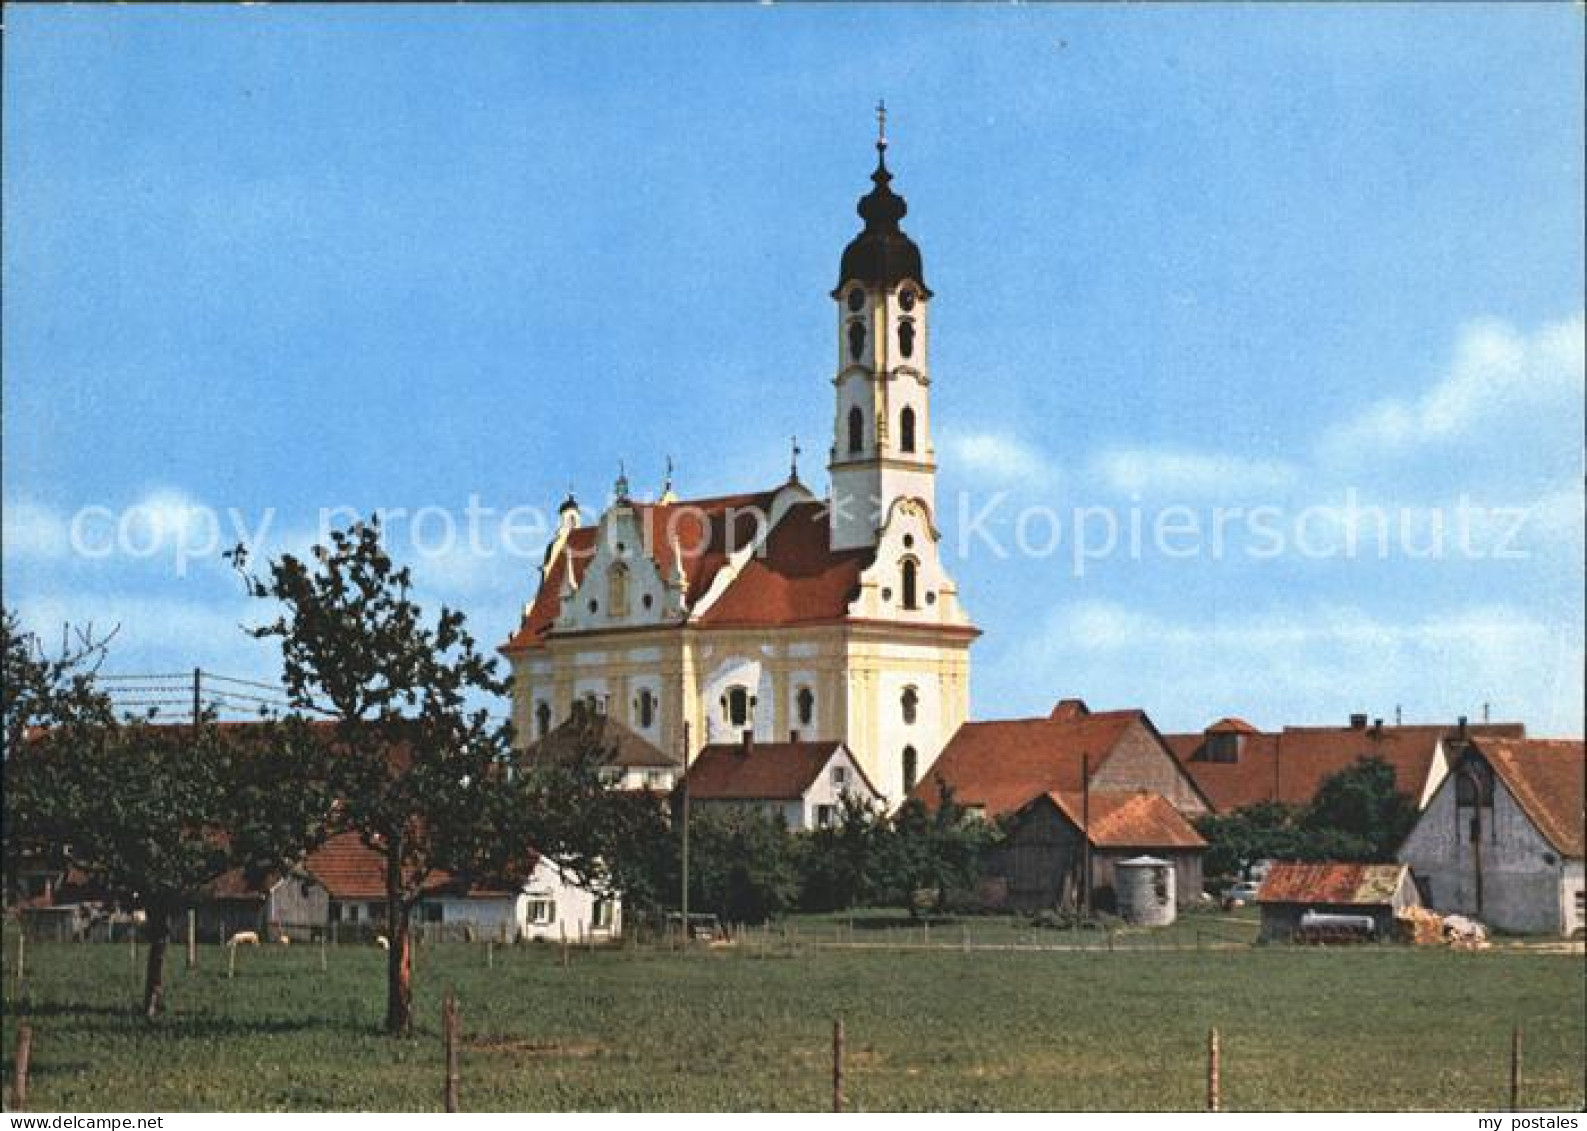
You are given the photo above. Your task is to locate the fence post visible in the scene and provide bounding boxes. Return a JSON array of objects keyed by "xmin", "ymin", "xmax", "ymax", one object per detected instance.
[
  {"xmin": 832, "ymin": 1017, "xmax": 845, "ymax": 1113},
  {"xmin": 1509, "ymin": 1024, "xmax": 1522, "ymax": 1111},
  {"xmin": 487, "ymin": 941, "xmax": 494, "ymax": 970},
  {"xmin": 320, "ymin": 935, "xmax": 328, "ymax": 972},
  {"xmin": 13, "ymin": 931, "xmax": 24, "ymax": 1000},
  {"xmin": 186, "ymin": 909, "xmax": 197, "ymax": 970},
  {"xmin": 443, "ymin": 990, "xmax": 460, "ymax": 1113},
  {"xmin": 1207, "ymin": 1027, "xmax": 1221, "ymax": 1112},
  {"xmin": 227, "ymin": 941, "xmax": 237, "ymax": 980},
  {"xmin": 9, "ymin": 1023, "xmax": 32, "ymax": 1112}
]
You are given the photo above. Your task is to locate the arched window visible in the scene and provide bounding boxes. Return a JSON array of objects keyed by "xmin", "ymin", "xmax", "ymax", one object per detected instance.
[
  {"xmin": 796, "ymin": 687, "xmax": 815, "ymax": 727},
  {"xmin": 607, "ymin": 562, "xmax": 629, "ymax": 618},
  {"xmin": 724, "ymin": 685, "xmax": 751, "ymax": 728},
  {"xmin": 903, "ymin": 746, "xmax": 919, "ymax": 794},
  {"xmin": 535, "ymin": 701, "xmax": 551, "ymax": 739},
  {"xmin": 901, "ymin": 558, "xmax": 919, "ymax": 610},
  {"xmin": 848, "ymin": 406, "xmax": 865, "ymax": 454},
  {"xmin": 847, "ymin": 321, "xmax": 866, "ymax": 362},
  {"xmin": 900, "ymin": 406, "xmax": 917, "ymax": 453},
  {"xmin": 898, "ymin": 318, "xmax": 916, "ymax": 358},
  {"xmin": 636, "ymin": 688, "xmax": 655, "ymax": 729},
  {"xmin": 901, "ymin": 685, "xmax": 919, "ymax": 726}
]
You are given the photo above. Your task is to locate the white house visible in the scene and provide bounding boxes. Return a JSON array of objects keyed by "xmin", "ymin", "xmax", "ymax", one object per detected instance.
[
  {"xmin": 1398, "ymin": 736, "xmax": 1584, "ymax": 937},
  {"xmin": 684, "ymin": 735, "xmax": 881, "ymax": 830}
]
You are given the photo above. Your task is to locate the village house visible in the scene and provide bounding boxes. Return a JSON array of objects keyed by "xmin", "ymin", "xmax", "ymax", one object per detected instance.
[
  {"xmin": 998, "ymin": 790, "xmax": 1207, "ymax": 913},
  {"xmin": 527, "ymin": 701, "xmax": 683, "ymax": 792},
  {"xmin": 910, "ymin": 698, "xmax": 1211, "ymax": 820},
  {"xmin": 1164, "ymin": 714, "xmax": 1526, "ymax": 814},
  {"xmin": 683, "ymin": 734, "xmax": 881, "ymax": 830},
  {"xmin": 1397, "ymin": 736, "xmax": 1584, "ymax": 937},
  {"xmin": 1254, "ymin": 862, "xmax": 1421, "ymax": 943}
]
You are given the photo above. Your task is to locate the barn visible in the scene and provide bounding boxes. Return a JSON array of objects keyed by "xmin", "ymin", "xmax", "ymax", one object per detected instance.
[{"xmin": 1254, "ymin": 862, "xmax": 1420, "ymax": 943}]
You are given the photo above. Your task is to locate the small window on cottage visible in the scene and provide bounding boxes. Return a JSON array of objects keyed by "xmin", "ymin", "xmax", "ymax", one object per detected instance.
[
  {"xmin": 423, "ymin": 903, "xmax": 443, "ymax": 924},
  {"xmin": 848, "ymin": 320, "xmax": 866, "ymax": 361},
  {"xmin": 848, "ymin": 406, "xmax": 865, "ymax": 454},
  {"xmin": 900, "ymin": 406, "xmax": 917, "ymax": 453},
  {"xmin": 898, "ymin": 318, "xmax": 916, "ymax": 358},
  {"xmin": 832, "ymin": 765, "xmax": 847, "ymax": 788},
  {"xmin": 901, "ymin": 558, "xmax": 919, "ymax": 610},
  {"xmin": 796, "ymin": 687, "xmax": 815, "ymax": 727},
  {"xmin": 527, "ymin": 899, "xmax": 555, "ymax": 926},
  {"xmin": 815, "ymin": 804, "xmax": 835, "ymax": 829},
  {"xmin": 902, "ymin": 746, "xmax": 919, "ymax": 794},
  {"xmin": 636, "ymin": 688, "xmax": 656, "ymax": 729},
  {"xmin": 535, "ymin": 701, "xmax": 552, "ymax": 739},
  {"xmin": 592, "ymin": 899, "xmax": 615, "ymax": 930}
]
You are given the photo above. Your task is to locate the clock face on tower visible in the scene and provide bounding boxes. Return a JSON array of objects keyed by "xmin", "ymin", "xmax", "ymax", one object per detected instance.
[
  {"xmin": 898, "ymin": 288, "xmax": 917, "ymax": 312},
  {"xmin": 847, "ymin": 288, "xmax": 865, "ymax": 312}
]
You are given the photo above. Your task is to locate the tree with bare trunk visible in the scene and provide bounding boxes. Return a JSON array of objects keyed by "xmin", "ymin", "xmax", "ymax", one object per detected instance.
[
  {"xmin": 2, "ymin": 608, "xmax": 333, "ymax": 1019},
  {"xmin": 232, "ymin": 519, "xmax": 604, "ymax": 1036}
]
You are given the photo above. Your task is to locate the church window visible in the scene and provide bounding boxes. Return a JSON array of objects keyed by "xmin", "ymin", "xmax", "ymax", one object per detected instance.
[
  {"xmin": 848, "ymin": 406, "xmax": 865, "ymax": 454},
  {"xmin": 903, "ymin": 746, "xmax": 919, "ymax": 794},
  {"xmin": 898, "ymin": 318, "xmax": 916, "ymax": 358},
  {"xmin": 899, "ymin": 288, "xmax": 917, "ymax": 312},
  {"xmin": 636, "ymin": 688, "xmax": 656, "ymax": 729},
  {"xmin": 847, "ymin": 288, "xmax": 865, "ymax": 313},
  {"xmin": 535, "ymin": 701, "xmax": 551, "ymax": 739},
  {"xmin": 796, "ymin": 687, "xmax": 814, "ymax": 727},
  {"xmin": 608, "ymin": 563, "xmax": 629, "ymax": 618},
  {"xmin": 900, "ymin": 406, "xmax": 917, "ymax": 453},
  {"xmin": 848, "ymin": 321, "xmax": 866, "ymax": 361},
  {"xmin": 901, "ymin": 558, "xmax": 919, "ymax": 610},
  {"xmin": 901, "ymin": 685, "xmax": 919, "ymax": 725},
  {"xmin": 725, "ymin": 685, "xmax": 751, "ymax": 728}
]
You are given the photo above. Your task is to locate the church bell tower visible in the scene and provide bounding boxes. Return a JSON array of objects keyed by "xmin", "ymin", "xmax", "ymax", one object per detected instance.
[{"xmin": 828, "ymin": 106, "xmax": 937, "ymax": 552}]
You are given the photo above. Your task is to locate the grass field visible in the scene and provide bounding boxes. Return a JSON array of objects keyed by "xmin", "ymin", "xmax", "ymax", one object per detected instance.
[{"xmin": 2, "ymin": 915, "xmax": 1582, "ymax": 1112}]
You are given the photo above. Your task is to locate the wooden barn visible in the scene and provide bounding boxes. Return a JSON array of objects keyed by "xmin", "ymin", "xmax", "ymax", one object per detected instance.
[
  {"xmin": 998, "ymin": 790, "xmax": 1207, "ymax": 913},
  {"xmin": 1254, "ymin": 862, "xmax": 1420, "ymax": 943}
]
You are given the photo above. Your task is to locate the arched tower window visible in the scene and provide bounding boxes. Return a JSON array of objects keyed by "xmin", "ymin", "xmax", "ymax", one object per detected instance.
[
  {"xmin": 901, "ymin": 685, "xmax": 919, "ymax": 725},
  {"xmin": 607, "ymin": 562, "xmax": 629, "ymax": 618},
  {"xmin": 901, "ymin": 558, "xmax": 919, "ymax": 610},
  {"xmin": 848, "ymin": 406, "xmax": 865, "ymax": 455},
  {"xmin": 848, "ymin": 321, "xmax": 866, "ymax": 362},
  {"xmin": 898, "ymin": 318, "xmax": 916, "ymax": 359},
  {"xmin": 635, "ymin": 688, "xmax": 655, "ymax": 729},
  {"xmin": 900, "ymin": 406, "xmax": 917, "ymax": 453},
  {"xmin": 903, "ymin": 746, "xmax": 919, "ymax": 794},
  {"xmin": 796, "ymin": 687, "xmax": 815, "ymax": 728},
  {"xmin": 535, "ymin": 701, "xmax": 551, "ymax": 739}
]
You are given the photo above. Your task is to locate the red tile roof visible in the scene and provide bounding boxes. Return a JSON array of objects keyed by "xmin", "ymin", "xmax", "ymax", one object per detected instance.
[
  {"xmin": 686, "ymin": 740, "xmax": 872, "ymax": 802},
  {"xmin": 910, "ymin": 707, "xmax": 1149, "ymax": 818},
  {"xmin": 1472, "ymin": 737, "xmax": 1585, "ymax": 858},
  {"xmin": 1255, "ymin": 862, "xmax": 1410, "ymax": 906},
  {"xmin": 1165, "ymin": 722, "xmax": 1525, "ymax": 813},
  {"xmin": 696, "ymin": 500, "xmax": 872, "ymax": 628},
  {"xmin": 1039, "ymin": 790, "xmax": 1207, "ymax": 849},
  {"xmin": 299, "ymin": 834, "xmax": 531, "ymax": 901}
]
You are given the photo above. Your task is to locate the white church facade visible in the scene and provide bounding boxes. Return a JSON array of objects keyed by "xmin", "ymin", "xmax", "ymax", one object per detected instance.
[{"xmin": 501, "ymin": 126, "xmax": 977, "ymax": 804}]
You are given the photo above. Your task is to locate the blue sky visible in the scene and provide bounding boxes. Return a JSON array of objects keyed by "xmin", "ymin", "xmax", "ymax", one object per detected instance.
[{"xmin": 4, "ymin": 5, "xmax": 1582, "ymax": 734}]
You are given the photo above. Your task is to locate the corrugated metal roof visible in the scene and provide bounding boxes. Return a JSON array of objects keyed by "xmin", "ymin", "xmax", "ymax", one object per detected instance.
[{"xmin": 1255, "ymin": 862, "xmax": 1408, "ymax": 906}]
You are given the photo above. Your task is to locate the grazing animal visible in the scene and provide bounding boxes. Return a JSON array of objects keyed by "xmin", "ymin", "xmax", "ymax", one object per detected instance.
[
  {"xmin": 374, "ymin": 934, "xmax": 390, "ymax": 951},
  {"xmin": 277, "ymin": 934, "xmax": 291, "ymax": 947},
  {"xmin": 227, "ymin": 931, "xmax": 260, "ymax": 947}
]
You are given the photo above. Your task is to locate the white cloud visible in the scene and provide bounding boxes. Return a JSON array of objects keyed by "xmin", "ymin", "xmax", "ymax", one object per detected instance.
[
  {"xmin": 2, "ymin": 497, "xmax": 70, "ymax": 559},
  {"xmin": 1323, "ymin": 314, "xmax": 1585, "ymax": 459},
  {"xmin": 942, "ymin": 430, "xmax": 1059, "ymax": 487},
  {"xmin": 1091, "ymin": 447, "xmax": 1298, "ymax": 496},
  {"xmin": 991, "ymin": 599, "xmax": 1583, "ymax": 737}
]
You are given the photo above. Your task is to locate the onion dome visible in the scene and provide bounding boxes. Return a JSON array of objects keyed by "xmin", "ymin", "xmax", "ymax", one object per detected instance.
[{"xmin": 835, "ymin": 122, "xmax": 930, "ymax": 297}]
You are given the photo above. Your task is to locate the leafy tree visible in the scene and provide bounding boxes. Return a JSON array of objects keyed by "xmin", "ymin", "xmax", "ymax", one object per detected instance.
[
  {"xmin": 684, "ymin": 807, "xmax": 800, "ymax": 925},
  {"xmin": 3, "ymin": 608, "xmax": 332, "ymax": 1019},
  {"xmin": 1, "ymin": 608, "xmax": 115, "ymax": 754},
  {"xmin": 232, "ymin": 519, "xmax": 607, "ymax": 1035},
  {"xmin": 1301, "ymin": 755, "xmax": 1418, "ymax": 859},
  {"xmin": 873, "ymin": 782, "xmax": 992, "ymax": 917},
  {"xmin": 1195, "ymin": 801, "xmax": 1305, "ymax": 879},
  {"xmin": 796, "ymin": 794, "xmax": 886, "ymax": 912}
]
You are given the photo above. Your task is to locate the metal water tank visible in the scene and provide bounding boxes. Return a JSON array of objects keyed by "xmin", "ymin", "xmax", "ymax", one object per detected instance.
[{"xmin": 1114, "ymin": 856, "xmax": 1176, "ymax": 927}]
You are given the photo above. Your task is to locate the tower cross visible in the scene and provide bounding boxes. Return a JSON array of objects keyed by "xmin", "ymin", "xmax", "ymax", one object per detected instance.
[{"xmin": 876, "ymin": 99, "xmax": 887, "ymax": 147}]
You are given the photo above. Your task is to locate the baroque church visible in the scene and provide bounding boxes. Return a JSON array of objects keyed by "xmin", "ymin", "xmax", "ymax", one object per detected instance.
[{"xmin": 502, "ymin": 124, "xmax": 977, "ymax": 804}]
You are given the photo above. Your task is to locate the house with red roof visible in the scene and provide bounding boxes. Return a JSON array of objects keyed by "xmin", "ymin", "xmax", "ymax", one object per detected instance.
[
  {"xmin": 684, "ymin": 734, "xmax": 881, "ymax": 831},
  {"xmin": 1398, "ymin": 736, "xmax": 1585, "ymax": 936},
  {"xmin": 1165, "ymin": 714, "xmax": 1525, "ymax": 814},
  {"xmin": 501, "ymin": 138, "xmax": 977, "ymax": 806}
]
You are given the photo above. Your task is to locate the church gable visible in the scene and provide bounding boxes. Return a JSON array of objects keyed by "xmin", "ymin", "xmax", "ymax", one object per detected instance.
[{"xmin": 847, "ymin": 496, "xmax": 969, "ymax": 627}]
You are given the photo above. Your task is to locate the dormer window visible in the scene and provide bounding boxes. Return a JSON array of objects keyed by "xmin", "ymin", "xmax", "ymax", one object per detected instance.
[
  {"xmin": 1205, "ymin": 733, "xmax": 1242, "ymax": 763},
  {"xmin": 900, "ymin": 406, "xmax": 917, "ymax": 453}
]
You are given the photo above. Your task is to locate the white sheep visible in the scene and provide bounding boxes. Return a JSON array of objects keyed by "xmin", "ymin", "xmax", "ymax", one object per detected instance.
[
  {"xmin": 227, "ymin": 930, "xmax": 260, "ymax": 947},
  {"xmin": 374, "ymin": 934, "xmax": 390, "ymax": 951}
]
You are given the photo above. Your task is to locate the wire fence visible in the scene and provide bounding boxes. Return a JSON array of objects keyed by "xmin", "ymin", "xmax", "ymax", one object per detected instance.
[{"xmin": 96, "ymin": 669, "xmax": 318, "ymax": 722}]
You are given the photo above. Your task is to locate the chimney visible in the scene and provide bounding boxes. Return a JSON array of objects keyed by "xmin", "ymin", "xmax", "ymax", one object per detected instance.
[
  {"xmin": 1349, "ymin": 713, "xmax": 1368, "ymax": 730},
  {"xmin": 1457, "ymin": 715, "xmax": 1468, "ymax": 740},
  {"xmin": 1371, "ymin": 718, "xmax": 1383, "ymax": 736},
  {"xmin": 740, "ymin": 729, "xmax": 754, "ymax": 757}
]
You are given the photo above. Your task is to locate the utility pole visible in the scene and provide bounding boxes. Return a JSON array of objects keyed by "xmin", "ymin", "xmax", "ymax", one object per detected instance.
[
  {"xmin": 191, "ymin": 667, "xmax": 202, "ymax": 732},
  {"xmin": 679, "ymin": 720, "xmax": 691, "ymax": 948},
  {"xmin": 1081, "ymin": 753, "xmax": 1092, "ymax": 919}
]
